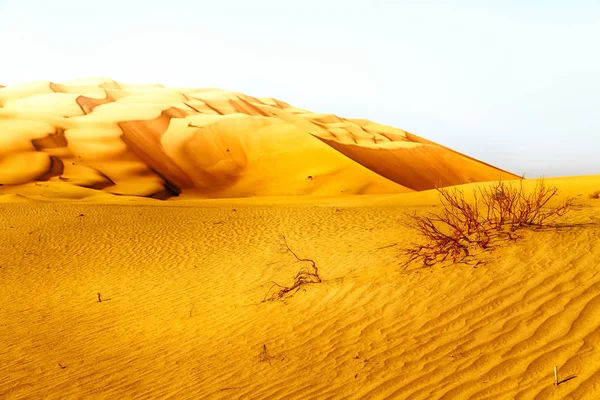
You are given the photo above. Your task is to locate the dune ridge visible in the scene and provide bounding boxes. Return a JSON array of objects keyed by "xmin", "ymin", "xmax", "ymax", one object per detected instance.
[{"xmin": 0, "ymin": 78, "xmax": 517, "ymax": 200}]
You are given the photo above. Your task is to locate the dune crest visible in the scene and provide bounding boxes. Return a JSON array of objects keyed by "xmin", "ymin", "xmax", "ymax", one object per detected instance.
[{"xmin": 0, "ymin": 79, "xmax": 517, "ymax": 199}]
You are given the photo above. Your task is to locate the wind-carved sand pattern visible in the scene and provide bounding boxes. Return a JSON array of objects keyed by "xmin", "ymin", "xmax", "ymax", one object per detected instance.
[
  {"xmin": 1, "ymin": 185, "xmax": 599, "ymax": 399},
  {"xmin": 2, "ymin": 78, "xmax": 600, "ymax": 400},
  {"xmin": 0, "ymin": 78, "xmax": 516, "ymax": 200}
]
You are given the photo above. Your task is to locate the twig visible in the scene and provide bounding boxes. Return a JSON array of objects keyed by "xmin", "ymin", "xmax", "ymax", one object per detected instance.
[
  {"xmin": 97, "ymin": 293, "xmax": 111, "ymax": 302},
  {"xmin": 280, "ymin": 235, "xmax": 318, "ymax": 273},
  {"xmin": 354, "ymin": 355, "xmax": 380, "ymax": 364},
  {"xmin": 554, "ymin": 365, "xmax": 558, "ymax": 386},
  {"xmin": 258, "ymin": 344, "xmax": 276, "ymax": 366},
  {"xmin": 376, "ymin": 243, "xmax": 398, "ymax": 250},
  {"xmin": 263, "ymin": 235, "xmax": 321, "ymax": 301}
]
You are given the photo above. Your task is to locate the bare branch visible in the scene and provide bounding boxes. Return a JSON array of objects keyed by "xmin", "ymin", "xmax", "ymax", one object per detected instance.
[
  {"xmin": 264, "ymin": 235, "xmax": 322, "ymax": 301},
  {"xmin": 403, "ymin": 178, "xmax": 577, "ymax": 267}
]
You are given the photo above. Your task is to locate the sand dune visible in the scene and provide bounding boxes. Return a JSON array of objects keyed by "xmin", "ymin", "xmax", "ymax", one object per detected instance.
[
  {"xmin": 3, "ymin": 78, "xmax": 597, "ymax": 400},
  {"xmin": 1, "ymin": 175, "xmax": 599, "ymax": 399},
  {"xmin": 0, "ymin": 79, "xmax": 516, "ymax": 200}
]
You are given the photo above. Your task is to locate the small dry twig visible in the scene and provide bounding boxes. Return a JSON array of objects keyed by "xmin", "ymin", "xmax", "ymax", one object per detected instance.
[
  {"xmin": 263, "ymin": 234, "xmax": 321, "ymax": 301},
  {"xmin": 97, "ymin": 293, "xmax": 111, "ymax": 303},
  {"xmin": 354, "ymin": 355, "xmax": 380, "ymax": 364},
  {"xmin": 258, "ymin": 345, "xmax": 276, "ymax": 366}
]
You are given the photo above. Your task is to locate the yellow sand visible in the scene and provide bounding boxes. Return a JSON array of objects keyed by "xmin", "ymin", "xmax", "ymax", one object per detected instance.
[
  {"xmin": 1, "ymin": 78, "xmax": 598, "ymax": 399},
  {"xmin": 0, "ymin": 79, "xmax": 516, "ymax": 200},
  {"xmin": 1, "ymin": 175, "xmax": 599, "ymax": 399}
]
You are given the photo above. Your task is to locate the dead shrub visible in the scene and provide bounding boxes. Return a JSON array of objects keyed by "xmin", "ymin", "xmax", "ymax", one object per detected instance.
[
  {"xmin": 403, "ymin": 178, "xmax": 577, "ymax": 267},
  {"xmin": 263, "ymin": 234, "xmax": 321, "ymax": 301},
  {"xmin": 589, "ymin": 190, "xmax": 600, "ymax": 199}
]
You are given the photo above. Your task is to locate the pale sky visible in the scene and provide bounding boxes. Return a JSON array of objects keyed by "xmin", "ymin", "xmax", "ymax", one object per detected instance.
[{"xmin": 1, "ymin": 0, "xmax": 598, "ymax": 178}]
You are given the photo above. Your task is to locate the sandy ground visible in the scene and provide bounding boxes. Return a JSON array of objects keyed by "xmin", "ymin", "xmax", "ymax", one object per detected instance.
[{"xmin": 1, "ymin": 175, "xmax": 600, "ymax": 399}]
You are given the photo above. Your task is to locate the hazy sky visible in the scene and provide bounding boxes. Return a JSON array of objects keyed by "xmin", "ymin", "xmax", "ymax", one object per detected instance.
[{"xmin": 1, "ymin": 0, "xmax": 598, "ymax": 178}]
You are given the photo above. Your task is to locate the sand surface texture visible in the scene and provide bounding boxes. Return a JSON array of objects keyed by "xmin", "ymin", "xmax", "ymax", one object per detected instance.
[
  {"xmin": 1, "ymin": 175, "xmax": 600, "ymax": 399},
  {"xmin": 0, "ymin": 78, "xmax": 516, "ymax": 200},
  {"xmin": 2, "ymin": 79, "xmax": 599, "ymax": 399}
]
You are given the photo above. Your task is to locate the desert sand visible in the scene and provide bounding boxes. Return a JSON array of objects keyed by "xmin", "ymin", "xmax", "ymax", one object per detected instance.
[
  {"xmin": 0, "ymin": 78, "xmax": 516, "ymax": 200},
  {"xmin": 1, "ymin": 80, "xmax": 600, "ymax": 400}
]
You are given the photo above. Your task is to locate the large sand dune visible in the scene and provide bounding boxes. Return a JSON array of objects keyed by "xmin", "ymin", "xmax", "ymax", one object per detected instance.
[
  {"xmin": 0, "ymin": 78, "xmax": 516, "ymax": 200},
  {"xmin": 3, "ymin": 78, "xmax": 598, "ymax": 400},
  {"xmin": 0, "ymin": 175, "xmax": 599, "ymax": 399}
]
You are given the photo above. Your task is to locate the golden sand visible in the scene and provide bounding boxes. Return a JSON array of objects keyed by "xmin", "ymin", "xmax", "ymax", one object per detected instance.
[
  {"xmin": 0, "ymin": 175, "xmax": 599, "ymax": 399},
  {"xmin": 1, "ymin": 80, "xmax": 599, "ymax": 399},
  {"xmin": 0, "ymin": 78, "xmax": 515, "ymax": 201}
]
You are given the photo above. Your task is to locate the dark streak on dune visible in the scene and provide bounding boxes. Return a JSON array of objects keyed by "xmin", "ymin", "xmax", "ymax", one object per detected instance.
[
  {"xmin": 31, "ymin": 129, "xmax": 68, "ymax": 150},
  {"xmin": 346, "ymin": 130, "xmax": 359, "ymax": 144},
  {"xmin": 75, "ymin": 94, "xmax": 114, "ymax": 114},
  {"xmin": 164, "ymin": 107, "xmax": 193, "ymax": 119},
  {"xmin": 37, "ymin": 157, "xmax": 64, "ymax": 181},
  {"xmin": 46, "ymin": 82, "xmax": 58, "ymax": 93},
  {"xmin": 81, "ymin": 167, "xmax": 116, "ymax": 190},
  {"xmin": 49, "ymin": 83, "xmax": 115, "ymax": 114},
  {"xmin": 59, "ymin": 175, "xmax": 115, "ymax": 190},
  {"xmin": 359, "ymin": 125, "xmax": 387, "ymax": 142},
  {"xmin": 273, "ymin": 99, "xmax": 292, "ymax": 109},
  {"xmin": 229, "ymin": 97, "xmax": 269, "ymax": 117},
  {"xmin": 148, "ymin": 167, "xmax": 182, "ymax": 197},
  {"xmin": 182, "ymin": 102, "xmax": 204, "ymax": 114},
  {"xmin": 376, "ymin": 132, "xmax": 395, "ymax": 142},
  {"xmin": 197, "ymin": 100, "xmax": 223, "ymax": 115},
  {"xmin": 148, "ymin": 172, "xmax": 181, "ymax": 200},
  {"xmin": 118, "ymin": 109, "xmax": 195, "ymax": 192},
  {"xmin": 207, "ymin": 103, "xmax": 233, "ymax": 116},
  {"xmin": 48, "ymin": 83, "xmax": 69, "ymax": 93}
]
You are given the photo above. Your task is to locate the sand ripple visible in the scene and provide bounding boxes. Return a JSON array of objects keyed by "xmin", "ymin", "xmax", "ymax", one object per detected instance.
[{"xmin": 1, "ymin": 188, "xmax": 599, "ymax": 398}]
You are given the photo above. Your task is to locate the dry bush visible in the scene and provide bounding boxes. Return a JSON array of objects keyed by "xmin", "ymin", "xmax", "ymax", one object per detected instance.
[
  {"xmin": 403, "ymin": 178, "xmax": 577, "ymax": 267},
  {"xmin": 263, "ymin": 234, "xmax": 321, "ymax": 301},
  {"xmin": 589, "ymin": 190, "xmax": 600, "ymax": 199}
]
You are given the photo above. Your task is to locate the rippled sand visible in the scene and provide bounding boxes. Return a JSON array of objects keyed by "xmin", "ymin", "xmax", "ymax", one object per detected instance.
[
  {"xmin": 2, "ymin": 78, "xmax": 598, "ymax": 399},
  {"xmin": 1, "ymin": 175, "xmax": 600, "ymax": 399}
]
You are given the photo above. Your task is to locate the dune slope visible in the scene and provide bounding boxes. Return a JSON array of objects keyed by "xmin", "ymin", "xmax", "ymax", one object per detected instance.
[
  {"xmin": 1, "ymin": 176, "xmax": 599, "ymax": 399},
  {"xmin": 0, "ymin": 79, "xmax": 516, "ymax": 199}
]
